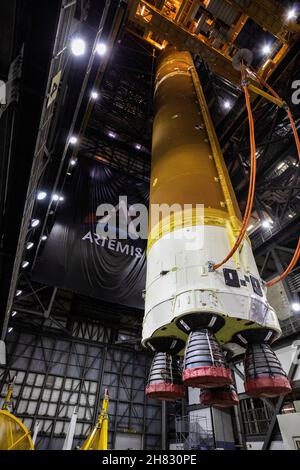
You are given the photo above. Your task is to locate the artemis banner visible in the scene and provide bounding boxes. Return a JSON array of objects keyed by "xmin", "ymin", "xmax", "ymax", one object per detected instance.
[{"xmin": 32, "ymin": 158, "xmax": 148, "ymax": 309}]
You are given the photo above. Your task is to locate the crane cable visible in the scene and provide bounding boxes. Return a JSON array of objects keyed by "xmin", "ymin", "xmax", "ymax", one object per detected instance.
[
  {"xmin": 213, "ymin": 65, "xmax": 300, "ymax": 288},
  {"xmin": 248, "ymin": 68, "xmax": 300, "ymax": 288},
  {"xmin": 213, "ymin": 64, "xmax": 257, "ymax": 270}
]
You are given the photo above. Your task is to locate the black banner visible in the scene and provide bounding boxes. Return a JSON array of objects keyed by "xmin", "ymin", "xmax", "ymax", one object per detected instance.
[{"xmin": 32, "ymin": 159, "xmax": 148, "ymax": 309}]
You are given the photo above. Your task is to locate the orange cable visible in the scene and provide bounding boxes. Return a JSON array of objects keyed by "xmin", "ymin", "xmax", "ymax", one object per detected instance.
[
  {"xmin": 246, "ymin": 68, "xmax": 300, "ymax": 287},
  {"xmin": 213, "ymin": 77, "xmax": 257, "ymax": 270}
]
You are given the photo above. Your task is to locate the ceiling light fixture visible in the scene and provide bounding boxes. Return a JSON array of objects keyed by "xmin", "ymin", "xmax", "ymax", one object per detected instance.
[
  {"xmin": 22, "ymin": 261, "xmax": 29, "ymax": 268},
  {"xmin": 69, "ymin": 136, "xmax": 78, "ymax": 145},
  {"xmin": 262, "ymin": 44, "xmax": 272, "ymax": 55},
  {"xmin": 96, "ymin": 42, "xmax": 107, "ymax": 56},
  {"xmin": 262, "ymin": 220, "xmax": 271, "ymax": 229},
  {"xmin": 26, "ymin": 242, "xmax": 34, "ymax": 250},
  {"xmin": 31, "ymin": 219, "xmax": 40, "ymax": 228},
  {"xmin": 91, "ymin": 90, "xmax": 99, "ymax": 100},
  {"xmin": 286, "ymin": 8, "xmax": 297, "ymax": 20},
  {"xmin": 292, "ymin": 302, "xmax": 300, "ymax": 312},
  {"xmin": 37, "ymin": 191, "xmax": 47, "ymax": 200},
  {"xmin": 70, "ymin": 37, "xmax": 86, "ymax": 56}
]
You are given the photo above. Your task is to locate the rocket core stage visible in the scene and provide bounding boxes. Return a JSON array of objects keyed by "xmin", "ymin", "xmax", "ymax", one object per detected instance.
[{"xmin": 144, "ymin": 48, "xmax": 291, "ymax": 401}]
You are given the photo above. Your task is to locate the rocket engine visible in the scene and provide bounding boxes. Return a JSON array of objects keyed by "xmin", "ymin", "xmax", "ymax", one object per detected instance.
[{"xmin": 144, "ymin": 48, "xmax": 291, "ymax": 403}]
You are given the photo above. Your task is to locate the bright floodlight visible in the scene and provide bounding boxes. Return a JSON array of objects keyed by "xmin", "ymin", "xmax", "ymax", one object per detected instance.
[
  {"xmin": 287, "ymin": 8, "xmax": 297, "ymax": 20},
  {"xmin": 52, "ymin": 194, "xmax": 59, "ymax": 201},
  {"xmin": 96, "ymin": 42, "xmax": 107, "ymax": 56},
  {"xmin": 135, "ymin": 143, "xmax": 142, "ymax": 150},
  {"xmin": 31, "ymin": 219, "xmax": 40, "ymax": 228},
  {"xmin": 108, "ymin": 131, "xmax": 116, "ymax": 139},
  {"xmin": 59, "ymin": 196, "xmax": 64, "ymax": 201},
  {"xmin": 223, "ymin": 100, "xmax": 231, "ymax": 110},
  {"xmin": 37, "ymin": 191, "xmax": 47, "ymax": 200},
  {"xmin": 41, "ymin": 235, "xmax": 47, "ymax": 241},
  {"xmin": 262, "ymin": 44, "xmax": 271, "ymax": 55},
  {"xmin": 70, "ymin": 159, "xmax": 77, "ymax": 166},
  {"xmin": 91, "ymin": 90, "xmax": 99, "ymax": 100},
  {"xmin": 12, "ymin": 311, "xmax": 17, "ymax": 317},
  {"xmin": 8, "ymin": 327, "xmax": 13, "ymax": 333},
  {"xmin": 262, "ymin": 220, "xmax": 271, "ymax": 229},
  {"xmin": 292, "ymin": 302, "xmax": 300, "ymax": 312},
  {"xmin": 16, "ymin": 290, "xmax": 22, "ymax": 297},
  {"xmin": 22, "ymin": 261, "xmax": 29, "ymax": 268},
  {"xmin": 26, "ymin": 242, "xmax": 34, "ymax": 250},
  {"xmin": 71, "ymin": 37, "xmax": 86, "ymax": 56},
  {"xmin": 69, "ymin": 136, "xmax": 78, "ymax": 145}
]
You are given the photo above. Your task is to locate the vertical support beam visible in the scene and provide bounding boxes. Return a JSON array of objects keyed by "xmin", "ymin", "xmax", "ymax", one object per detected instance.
[
  {"xmin": 270, "ymin": 248, "xmax": 294, "ymax": 303},
  {"xmin": 161, "ymin": 400, "xmax": 167, "ymax": 450}
]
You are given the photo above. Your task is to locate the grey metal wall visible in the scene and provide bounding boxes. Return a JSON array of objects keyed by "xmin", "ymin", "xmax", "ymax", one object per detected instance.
[{"xmin": 0, "ymin": 319, "xmax": 162, "ymax": 450}]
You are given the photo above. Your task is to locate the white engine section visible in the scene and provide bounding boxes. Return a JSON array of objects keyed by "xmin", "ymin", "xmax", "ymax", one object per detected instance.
[{"xmin": 143, "ymin": 225, "xmax": 281, "ymax": 346}]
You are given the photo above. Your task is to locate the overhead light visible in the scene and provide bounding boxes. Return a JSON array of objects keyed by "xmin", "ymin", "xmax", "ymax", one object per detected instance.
[
  {"xmin": 288, "ymin": 213, "xmax": 293, "ymax": 219},
  {"xmin": 91, "ymin": 90, "xmax": 99, "ymax": 100},
  {"xmin": 70, "ymin": 159, "xmax": 77, "ymax": 166},
  {"xmin": 262, "ymin": 44, "xmax": 271, "ymax": 55},
  {"xmin": 247, "ymin": 224, "xmax": 254, "ymax": 231},
  {"xmin": 37, "ymin": 191, "xmax": 47, "ymax": 200},
  {"xmin": 108, "ymin": 131, "xmax": 116, "ymax": 139},
  {"xmin": 26, "ymin": 242, "xmax": 34, "ymax": 250},
  {"xmin": 31, "ymin": 219, "xmax": 40, "ymax": 228},
  {"xmin": 135, "ymin": 143, "xmax": 142, "ymax": 150},
  {"xmin": 223, "ymin": 100, "xmax": 231, "ymax": 110},
  {"xmin": 277, "ymin": 162, "xmax": 285, "ymax": 170},
  {"xmin": 41, "ymin": 235, "xmax": 47, "ymax": 241},
  {"xmin": 8, "ymin": 327, "xmax": 13, "ymax": 333},
  {"xmin": 70, "ymin": 37, "xmax": 86, "ymax": 56},
  {"xmin": 12, "ymin": 311, "xmax": 17, "ymax": 317},
  {"xmin": 22, "ymin": 261, "xmax": 29, "ymax": 268},
  {"xmin": 67, "ymin": 172, "xmax": 72, "ymax": 176},
  {"xmin": 16, "ymin": 290, "xmax": 22, "ymax": 297},
  {"xmin": 262, "ymin": 220, "xmax": 271, "ymax": 229},
  {"xmin": 292, "ymin": 302, "xmax": 300, "ymax": 312},
  {"xmin": 286, "ymin": 8, "xmax": 297, "ymax": 20},
  {"xmin": 59, "ymin": 196, "xmax": 64, "ymax": 201},
  {"xmin": 96, "ymin": 42, "xmax": 107, "ymax": 56},
  {"xmin": 52, "ymin": 194, "xmax": 59, "ymax": 201},
  {"xmin": 69, "ymin": 136, "xmax": 78, "ymax": 145}
]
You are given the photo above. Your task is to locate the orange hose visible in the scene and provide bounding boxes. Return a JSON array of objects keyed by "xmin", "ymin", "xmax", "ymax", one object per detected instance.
[
  {"xmin": 213, "ymin": 80, "xmax": 257, "ymax": 270},
  {"xmin": 249, "ymin": 69, "xmax": 300, "ymax": 287},
  {"xmin": 214, "ymin": 67, "xmax": 300, "ymax": 286}
]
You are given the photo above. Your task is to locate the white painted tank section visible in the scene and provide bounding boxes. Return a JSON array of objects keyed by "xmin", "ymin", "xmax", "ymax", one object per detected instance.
[{"xmin": 143, "ymin": 225, "xmax": 280, "ymax": 343}]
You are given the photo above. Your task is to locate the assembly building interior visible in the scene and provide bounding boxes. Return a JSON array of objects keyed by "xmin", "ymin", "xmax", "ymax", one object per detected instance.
[{"xmin": 1, "ymin": 0, "xmax": 300, "ymax": 452}]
